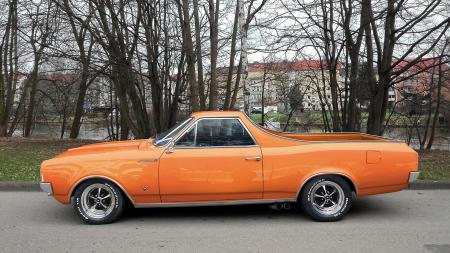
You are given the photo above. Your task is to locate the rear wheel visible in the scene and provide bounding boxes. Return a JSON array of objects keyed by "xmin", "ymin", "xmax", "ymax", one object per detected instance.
[
  {"xmin": 300, "ymin": 175, "xmax": 352, "ymax": 221},
  {"xmin": 73, "ymin": 180, "xmax": 124, "ymax": 224}
]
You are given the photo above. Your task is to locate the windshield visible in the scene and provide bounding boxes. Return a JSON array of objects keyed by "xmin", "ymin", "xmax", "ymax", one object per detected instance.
[{"xmin": 153, "ymin": 117, "xmax": 193, "ymax": 146}]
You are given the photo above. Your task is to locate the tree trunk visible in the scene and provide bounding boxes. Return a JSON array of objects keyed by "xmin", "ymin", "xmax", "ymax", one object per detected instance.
[
  {"xmin": 223, "ymin": 1, "xmax": 240, "ymax": 110},
  {"xmin": 69, "ymin": 70, "xmax": 89, "ymax": 138},
  {"xmin": 193, "ymin": 0, "xmax": 206, "ymax": 110},
  {"xmin": 0, "ymin": 0, "xmax": 18, "ymax": 137},
  {"xmin": 238, "ymin": 0, "xmax": 250, "ymax": 114},
  {"xmin": 367, "ymin": 0, "xmax": 396, "ymax": 135},
  {"xmin": 24, "ymin": 62, "xmax": 40, "ymax": 137},
  {"xmin": 208, "ymin": 0, "xmax": 220, "ymax": 110},
  {"xmin": 120, "ymin": 111, "xmax": 129, "ymax": 140},
  {"xmin": 63, "ymin": 0, "xmax": 94, "ymax": 139},
  {"xmin": 261, "ymin": 70, "xmax": 266, "ymax": 126},
  {"xmin": 426, "ymin": 50, "xmax": 446, "ymax": 150},
  {"xmin": 329, "ymin": 71, "xmax": 341, "ymax": 132},
  {"xmin": 419, "ymin": 70, "xmax": 436, "ymax": 150},
  {"xmin": 180, "ymin": 0, "xmax": 200, "ymax": 112},
  {"xmin": 230, "ymin": 57, "xmax": 243, "ymax": 109}
]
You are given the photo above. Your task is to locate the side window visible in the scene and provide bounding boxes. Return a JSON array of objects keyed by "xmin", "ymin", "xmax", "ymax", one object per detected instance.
[
  {"xmin": 196, "ymin": 118, "xmax": 255, "ymax": 147},
  {"xmin": 175, "ymin": 126, "xmax": 196, "ymax": 147}
]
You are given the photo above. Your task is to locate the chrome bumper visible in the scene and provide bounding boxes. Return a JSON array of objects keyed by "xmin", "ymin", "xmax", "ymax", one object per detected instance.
[
  {"xmin": 40, "ymin": 182, "xmax": 53, "ymax": 196},
  {"xmin": 408, "ymin": 172, "xmax": 420, "ymax": 183}
]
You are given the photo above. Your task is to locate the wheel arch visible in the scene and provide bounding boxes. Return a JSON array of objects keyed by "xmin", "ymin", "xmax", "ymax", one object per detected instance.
[
  {"xmin": 69, "ymin": 175, "xmax": 135, "ymax": 206},
  {"xmin": 296, "ymin": 172, "xmax": 358, "ymax": 201}
]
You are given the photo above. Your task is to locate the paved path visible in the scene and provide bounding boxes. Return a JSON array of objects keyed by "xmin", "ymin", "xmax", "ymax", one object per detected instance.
[{"xmin": 0, "ymin": 190, "xmax": 449, "ymax": 253}]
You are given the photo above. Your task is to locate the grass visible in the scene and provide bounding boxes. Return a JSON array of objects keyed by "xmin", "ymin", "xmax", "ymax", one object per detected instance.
[
  {"xmin": 0, "ymin": 138, "xmax": 97, "ymax": 181},
  {"xmin": 0, "ymin": 138, "xmax": 449, "ymax": 181},
  {"xmin": 250, "ymin": 112, "xmax": 288, "ymax": 124},
  {"xmin": 418, "ymin": 150, "xmax": 450, "ymax": 180}
]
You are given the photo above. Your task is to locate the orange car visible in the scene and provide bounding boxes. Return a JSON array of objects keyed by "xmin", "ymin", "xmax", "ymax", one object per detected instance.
[{"xmin": 40, "ymin": 111, "xmax": 419, "ymax": 224}]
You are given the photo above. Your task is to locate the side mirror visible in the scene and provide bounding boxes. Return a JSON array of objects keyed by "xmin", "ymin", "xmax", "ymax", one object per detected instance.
[{"xmin": 166, "ymin": 140, "xmax": 175, "ymax": 154}]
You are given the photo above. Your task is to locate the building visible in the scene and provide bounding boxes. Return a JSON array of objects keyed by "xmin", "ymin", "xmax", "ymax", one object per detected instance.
[
  {"xmin": 217, "ymin": 60, "xmax": 344, "ymax": 113},
  {"xmin": 393, "ymin": 59, "xmax": 450, "ymax": 114}
]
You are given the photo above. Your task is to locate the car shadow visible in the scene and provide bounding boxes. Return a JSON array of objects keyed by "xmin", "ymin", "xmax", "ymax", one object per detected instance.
[
  {"xmin": 348, "ymin": 194, "xmax": 406, "ymax": 219},
  {"xmin": 121, "ymin": 204, "xmax": 306, "ymax": 223},
  {"xmin": 45, "ymin": 194, "xmax": 407, "ymax": 225}
]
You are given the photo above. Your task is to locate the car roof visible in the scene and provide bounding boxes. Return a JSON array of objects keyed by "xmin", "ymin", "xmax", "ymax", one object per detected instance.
[{"xmin": 191, "ymin": 111, "xmax": 245, "ymax": 118}]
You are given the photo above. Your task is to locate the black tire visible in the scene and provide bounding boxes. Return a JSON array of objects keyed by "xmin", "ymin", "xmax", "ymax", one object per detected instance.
[
  {"xmin": 300, "ymin": 175, "xmax": 352, "ymax": 221},
  {"xmin": 72, "ymin": 179, "xmax": 125, "ymax": 224}
]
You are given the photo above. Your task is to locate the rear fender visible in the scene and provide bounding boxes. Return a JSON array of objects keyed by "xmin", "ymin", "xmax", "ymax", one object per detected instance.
[{"xmin": 296, "ymin": 169, "xmax": 358, "ymax": 199}]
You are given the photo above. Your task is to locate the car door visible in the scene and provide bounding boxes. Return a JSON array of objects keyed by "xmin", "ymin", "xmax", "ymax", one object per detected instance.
[{"xmin": 158, "ymin": 118, "xmax": 263, "ymax": 203}]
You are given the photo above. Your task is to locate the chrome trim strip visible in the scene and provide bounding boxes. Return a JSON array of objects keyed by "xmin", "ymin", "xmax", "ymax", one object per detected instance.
[
  {"xmin": 194, "ymin": 122, "xmax": 198, "ymax": 146},
  {"xmin": 154, "ymin": 117, "xmax": 193, "ymax": 146},
  {"xmin": 135, "ymin": 198, "xmax": 296, "ymax": 208},
  {"xmin": 275, "ymin": 131, "xmax": 393, "ymax": 140},
  {"xmin": 173, "ymin": 145, "xmax": 259, "ymax": 149},
  {"xmin": 68, "ymin": 175, "xmax": 136, "ymax": 206},
  {"xmin": 171, "ymin": 116, "xmax": 259, "ymax": 149},
  {"xmin": 408, "ymin": 171, "xmax": 420, "ymax": 183},
  {"xmin": 172, "ymin": 121, "xmax": 196, "ymax": 147},
  {"xmin": 237, "ymin": 117, "xmax": 259, "ymax": 145},
  {"xmin": 40, "ymin": 182, "xmax": 53, "ymax": 196}
]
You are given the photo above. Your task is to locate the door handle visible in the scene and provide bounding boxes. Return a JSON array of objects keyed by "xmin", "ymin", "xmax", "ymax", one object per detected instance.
[{"xmin": 245, "ymin": 156, "xmax": 261, "ymax": 161}]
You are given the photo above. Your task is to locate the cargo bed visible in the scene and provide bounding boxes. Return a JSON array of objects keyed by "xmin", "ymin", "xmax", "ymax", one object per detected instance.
[{"xmin": 267, "ymin": 130, "xmax": 390, "ymax": 141}]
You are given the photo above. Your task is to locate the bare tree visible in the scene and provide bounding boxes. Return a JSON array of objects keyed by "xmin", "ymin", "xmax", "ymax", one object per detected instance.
[
  {"xmin": 223, "ymin": 1, "xmax": 240, "ymax": 110},
  {"xmin": 366, "ymin": 0, "xmax": 449, "ymax": 135},
  {"xmin": 207, "ymin": 0, "xmax": 220, "ymax": 110},
  {"xmin": 192, "ymin": 0, "xmax": 206, "ymax": 110},
  {"xmin": 228, "ymin": 0, "xmax": 267, "ymax": 110},
  {"xmin": 21, "ymin": 0, "xmax": 58, "ymax": 137},
  {"xmin": 37, "ymin": 74, "xmax": 78, "ymax": 138},
  {"xmin": 426, "ymin": 40, "xmax": 449, "ymax": 149},
  {"xmin": 137, "ymin": 0, "xmax": 186, "ymax": 132},
  {"xmin": 179, "ymin": 0, "xmax": 200, "ymax": 112},
  {"xmin": 55, "ymin": 0, "xmax": 98, "ymax": 139},
  {"xmin": 0, "ymin": 0, "xmax": 18, "ymax": 136}
]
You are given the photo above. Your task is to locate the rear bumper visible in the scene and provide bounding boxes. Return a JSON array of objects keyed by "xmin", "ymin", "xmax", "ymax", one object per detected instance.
[
  {"xmin": 40, "ymin": 182, "xmax": 53, "ymax": 196},
  {"xmin": 408, "ymin": 172, "xmax": 420, "ymax": 184}
]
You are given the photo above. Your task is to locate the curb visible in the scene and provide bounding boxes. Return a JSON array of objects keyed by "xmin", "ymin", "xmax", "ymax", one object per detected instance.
[
  {"xmin": 0, "ymin": 181, "xmax": 40, "ymax": 191},
  {"xmin": 408, "ymin": 180, "xmax": 450, "ymax": 190},
  {"xmin": 0, "ymin": 180, "xmax": 450, "ymax": 192}
]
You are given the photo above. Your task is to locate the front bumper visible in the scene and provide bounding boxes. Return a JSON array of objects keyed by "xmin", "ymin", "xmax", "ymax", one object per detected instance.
[
  {"xmin": 40, "ymin": 182, "xmax": 53, "ymax": 196},
  {"xmin": 408, "ymin": 171, "xmax": 420, "ymax": 183}
]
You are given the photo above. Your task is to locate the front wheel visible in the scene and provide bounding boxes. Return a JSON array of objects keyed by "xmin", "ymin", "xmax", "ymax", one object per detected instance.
[
  {"xmin": 300, "ymin": 175, "xmax": 352, "ymax": 221},
  {"xmin": 73, "ymin": 180, "xmax": 124, "ymax": 224}
]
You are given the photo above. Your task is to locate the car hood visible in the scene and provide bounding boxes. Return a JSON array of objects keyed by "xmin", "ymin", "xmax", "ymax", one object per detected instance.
[{"xmin": 54, "ymin": 139, "xmax": 153, "ymax": 159}]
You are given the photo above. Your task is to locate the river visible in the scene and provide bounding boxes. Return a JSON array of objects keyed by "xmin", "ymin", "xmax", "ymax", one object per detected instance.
[{"xmin": 11, "ymin": 121, "xmax": 450, "ymax": 150}]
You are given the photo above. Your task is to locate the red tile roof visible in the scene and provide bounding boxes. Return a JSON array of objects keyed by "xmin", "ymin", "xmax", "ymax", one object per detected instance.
[
  {"xmin": 394, "ymin": 58, "xmax": 449, "ymax": 72},
  {"xmin": 248, "ymin": 60, "xmax": 342, "ymax": 72}
]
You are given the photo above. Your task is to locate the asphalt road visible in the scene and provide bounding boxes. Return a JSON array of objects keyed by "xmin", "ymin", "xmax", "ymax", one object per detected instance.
[{"xmin": 0, "ymin": 190, "xmax": 449, "ymax": 253}]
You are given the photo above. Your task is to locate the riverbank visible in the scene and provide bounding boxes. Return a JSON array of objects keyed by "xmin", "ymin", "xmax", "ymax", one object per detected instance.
[{"xmin": 1, "ymin": 137, "xmax": 449, "ymax": 181}]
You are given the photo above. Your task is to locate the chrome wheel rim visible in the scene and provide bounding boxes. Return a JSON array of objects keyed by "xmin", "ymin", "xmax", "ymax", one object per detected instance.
[
  {"xmin": 310, "ymin": 181, "xmax": 345, "ymax": 216},
  {"xmin": 81, "ymin": 183, "xmax": 115, "ymax": 219}
]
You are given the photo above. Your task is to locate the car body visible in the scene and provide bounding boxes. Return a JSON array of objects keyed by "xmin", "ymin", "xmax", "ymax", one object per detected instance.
[{"xmin": 40, "ymin": 111, "xmax": 419, "ymax": 224}]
